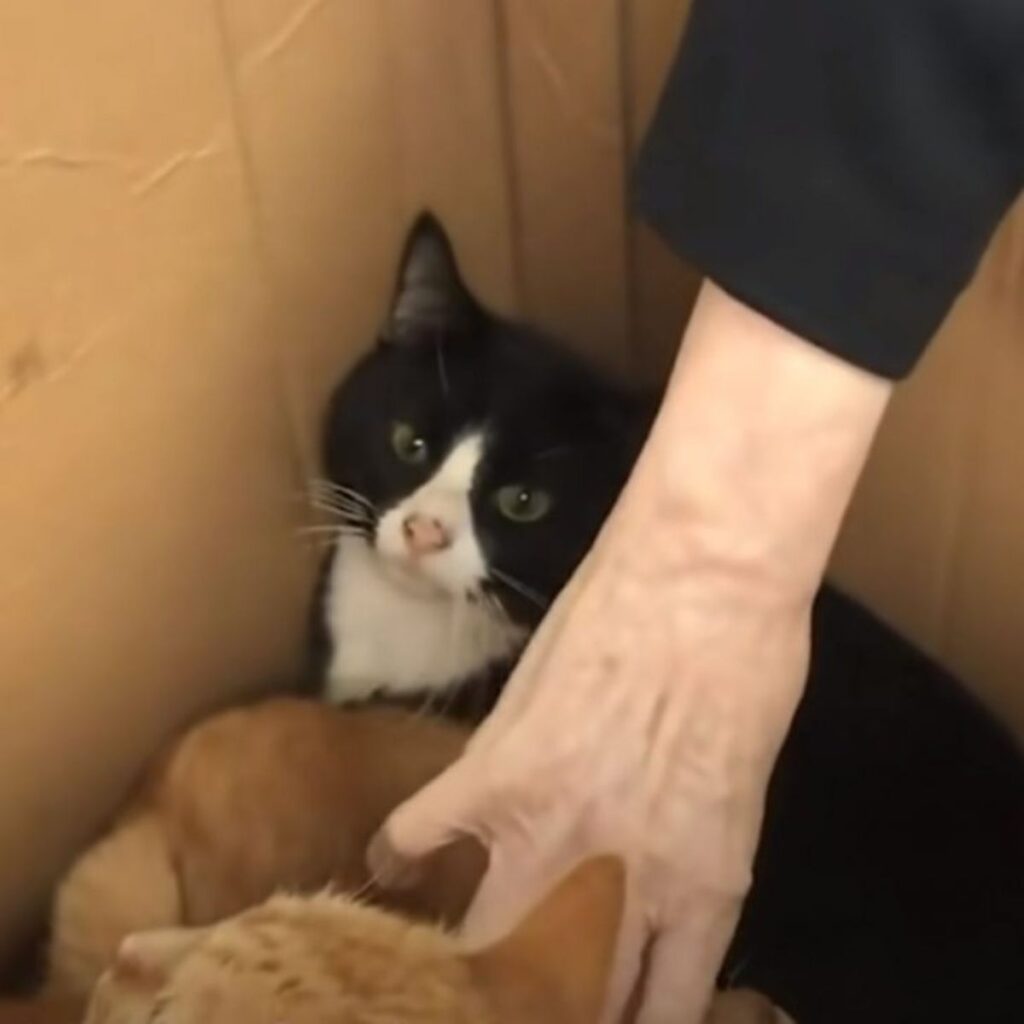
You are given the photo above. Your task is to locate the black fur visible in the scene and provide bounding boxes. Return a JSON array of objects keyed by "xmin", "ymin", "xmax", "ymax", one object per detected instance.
[
  {"xmin": 311, "ymin": 215, "xmax": 1024, "ymax": 1020},
  {"xmin": 728, "ymin": 588, "xmax": 1024, "ymax": 1022},
  {"xmin": 313, "ymin": 214, "xmax": 650, "ymax": 698}
]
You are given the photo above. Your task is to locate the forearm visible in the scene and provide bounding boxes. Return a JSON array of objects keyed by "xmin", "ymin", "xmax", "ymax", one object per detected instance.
[
  {"xmin": 617, "ymin": 281, "xmax": 892, "ymax": 607},
  {"xmin": 376, "ymin": 290, "xmax": 895, "ymax": 1024}
]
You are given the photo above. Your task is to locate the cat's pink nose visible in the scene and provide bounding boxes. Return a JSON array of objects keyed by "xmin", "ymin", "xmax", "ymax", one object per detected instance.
[{"xmin": 402, "ymin": 513, "xmax": 451, "ymax": 555}]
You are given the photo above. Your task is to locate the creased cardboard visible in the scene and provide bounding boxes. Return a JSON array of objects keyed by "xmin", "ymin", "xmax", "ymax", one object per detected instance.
[{"xmin": 1, "ymin": 0, "xmax": 1021, "ymax": 960}]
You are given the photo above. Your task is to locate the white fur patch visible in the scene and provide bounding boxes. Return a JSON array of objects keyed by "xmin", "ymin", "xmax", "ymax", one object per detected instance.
[
  {"xmin": 323, "ymin": 537, "xmax": 526, "ymax": 701},
  {"xmin": 374, "ymin": 433, "xmax": 487, "ymax": 598},
  {"xmin": 323, "ymin": 432, "xmax": 527, "ymax": 701}
]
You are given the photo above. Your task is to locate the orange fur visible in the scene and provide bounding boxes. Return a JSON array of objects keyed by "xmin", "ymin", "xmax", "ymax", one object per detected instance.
[
  {"xmin": 44, "ymin": 698, "xmax": 788, "ymax": 1022},
  {"xmin": 86, "ymin": 891, "xmax": 493, "ymax": 1024},
  {"xmin": 48, "ymin": 812, "xmax": 178, "ymax": 994},
  {"xmin": 81, "ymin": 860, "xmax": 787, "ymax": 1024},
  {"xmin": 48, "ymin": 699, "xmax": 480, "ymax": 996}
]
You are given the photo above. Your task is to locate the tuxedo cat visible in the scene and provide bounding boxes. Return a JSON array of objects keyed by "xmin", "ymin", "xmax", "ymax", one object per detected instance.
[
  {"xmin": 309, "ymin": 215, "xmax": 649, "ymax": 712},
  {"xmin": 306, "ymin": 215, "xmax": 1024, "ymax": 1021}
]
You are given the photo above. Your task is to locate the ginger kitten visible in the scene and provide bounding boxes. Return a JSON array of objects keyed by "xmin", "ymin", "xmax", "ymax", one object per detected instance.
[
  {"xmin": 5, "ymin": 699, "xmax": 782, "ymax": 1024},
  {"xmin": 81, "ymin": 858, "xmax": 785, "ymax": 1024},
  {"xmin": 45, "ymin": 700, "xmax": 478, "ymax": 996}
]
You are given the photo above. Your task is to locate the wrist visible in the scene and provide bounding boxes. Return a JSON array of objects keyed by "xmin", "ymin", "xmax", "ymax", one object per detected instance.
[{"xmin": 613, "ymin": 282, "xmax": 891, "ymax": 608}]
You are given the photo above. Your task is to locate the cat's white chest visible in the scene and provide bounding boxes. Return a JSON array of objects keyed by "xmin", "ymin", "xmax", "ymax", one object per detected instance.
[{"xmin": 323, "ymin": 537, "xmax": 526, "ymax": 703}]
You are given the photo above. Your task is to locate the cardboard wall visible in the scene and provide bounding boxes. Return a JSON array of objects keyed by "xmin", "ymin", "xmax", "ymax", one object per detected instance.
[{"xmin": 0, "ymin": 0, "xmax": 1021, "ymax": 955}]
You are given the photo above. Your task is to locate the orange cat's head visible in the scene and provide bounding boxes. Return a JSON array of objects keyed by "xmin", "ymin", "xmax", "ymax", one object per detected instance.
[{"xmin": 83, "ymin": 857, "xmax": 786, "ymax": 1024}]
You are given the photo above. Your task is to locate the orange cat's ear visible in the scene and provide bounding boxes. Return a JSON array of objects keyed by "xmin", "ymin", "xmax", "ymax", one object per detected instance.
[
  {"xmin": 467, "ymin": 856, "xmax": 625, "ymax": 1024},
  {"xmin": 111, "ymin": 927, "xmax": 206, "ymax": 987}
]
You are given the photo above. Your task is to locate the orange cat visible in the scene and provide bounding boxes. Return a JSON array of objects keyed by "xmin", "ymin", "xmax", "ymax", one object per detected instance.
[
  {"xmin": 80, "ymin": 858, "xmax": 786, "ymax": 1024},
  {"xmin": 2, "ymin": 698, "xmax": 787, "ymax": 1023},
  {"xmin": 45, "ymin": 700, "xmax": 480, "ymax": 996}
]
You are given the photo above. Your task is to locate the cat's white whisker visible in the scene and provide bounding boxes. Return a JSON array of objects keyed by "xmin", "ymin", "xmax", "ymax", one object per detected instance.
[
  {"xmin": 489, "ymin": 568, "xmax": 549, "ymax": 611},
  {"xmin": 306, "ymin": 495, "xmax": 376, "ymax": 526},
  {"xmin": 311, "ymin": 513, "xmax": 373, "ymax": 530},
  {"xmin": 309, "ymin": 479, "xmax": 377, "ymax": 512},
  {"xmin": 296, "ymin": 525, "xmax": 371, "ymax": 540},
  {"xmin": 307, "ymin": 496, "xmax": 375, "ymax": 523},
  {"xmin": 307, "ymin": 486, "xmax": 371, "ymax": 509},
  {"xmin": 435, "ymin": 682, "xmax": 460, "ymax": 721},
  {"xmin": 297, "ymin": 523, "xmax": 369, "ymax": 533},
  {"xmin": 342, "ymin": 874, "xmax": 379, "ymax": 906},
  {"xmin": 307, "ymin": 514, "xmax": 372, "ymax": 532},
  {"xmin": 478, "ymin": 586, "xmax": 510, "ymax": 623},
  {"xmin": 492, "ymin": 594, "xmax": 511, "ymax": 621}
]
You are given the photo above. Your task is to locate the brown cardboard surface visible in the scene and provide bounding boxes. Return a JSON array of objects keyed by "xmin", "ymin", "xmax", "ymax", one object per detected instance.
[
  {"xmin": 0, "ymin": 0, "xmax": 311, "ymax": 955},
  {"xmin": 217, "ymin": 0, "xmax": 402, "ymax": 469},
  {"xmin": 503, "ymin": 1, "xmax": 633, "ymax": 377},
  {"xmin": 1, "ymin": 0, "xmax": 1022, "ymax": 959}
]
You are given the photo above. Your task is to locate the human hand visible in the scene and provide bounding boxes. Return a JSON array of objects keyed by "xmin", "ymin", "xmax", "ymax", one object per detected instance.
[
  {"xmin": 368, "ymin": 283, "xmax": 889, "ymax": 1023},
  {"xmin": 369, "ymin": 489, "xmax": 810, "ymax": 1022}
]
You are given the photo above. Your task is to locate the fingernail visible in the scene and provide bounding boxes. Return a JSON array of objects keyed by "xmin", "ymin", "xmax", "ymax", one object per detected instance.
[{"xmin": 367, "ymin": 830, "xmax": 424, "ymax": 891}]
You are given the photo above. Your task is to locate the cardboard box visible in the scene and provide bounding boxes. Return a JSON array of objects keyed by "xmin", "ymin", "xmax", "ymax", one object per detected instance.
[{"xmin": 1, "ymin": 0, "xmax": 1020, "ymax": 956}]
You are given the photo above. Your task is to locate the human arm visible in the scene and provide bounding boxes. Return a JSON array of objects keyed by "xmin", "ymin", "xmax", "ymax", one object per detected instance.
[
  {"xmin": 371, "ymin": 0, "xmax": 1023, "ymax": 1018},
  {"xmin": 369, "ymin": 279, "xmax": 891, "ymax": 1022}
]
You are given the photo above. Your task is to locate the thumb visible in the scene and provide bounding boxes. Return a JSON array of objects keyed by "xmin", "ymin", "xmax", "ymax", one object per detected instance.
[
  {"xmin": 367, "ymin": 756, "xmax": 490, "ymax": 889},
  {"xmin": 636, "ymin": 908, "xmax": 738, "ymax": 1024}
]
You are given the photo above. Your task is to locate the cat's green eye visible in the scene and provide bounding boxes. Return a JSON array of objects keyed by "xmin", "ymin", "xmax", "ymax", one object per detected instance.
[
  {"xmin": 494, "ymin": 484, "xmax": 553, "ymax": 523},
  {"xmin": 391, "ymin": 421, "xmax": 429, "ymax": 465}
]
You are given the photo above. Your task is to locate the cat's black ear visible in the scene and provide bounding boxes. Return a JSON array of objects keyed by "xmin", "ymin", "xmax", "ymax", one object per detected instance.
[{"xmin": 382, "ymin": 213, "xmax": 482, "ymax": 345}]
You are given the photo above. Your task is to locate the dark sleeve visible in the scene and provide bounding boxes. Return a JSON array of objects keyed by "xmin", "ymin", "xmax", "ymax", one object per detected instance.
[{"xmin": 633, "ymin": 0, "xmax": 1024, "ymax": 378}]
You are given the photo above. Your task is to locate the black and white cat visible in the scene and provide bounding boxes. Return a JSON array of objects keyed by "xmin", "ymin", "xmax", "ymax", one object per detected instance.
[
  {"xmin": 308, "ymin": 215, "xmax": 648, "ymax": 710},
  {"xmin": 307, "ymin": 215, "xmax": 1024, "ymax": 1022}
]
